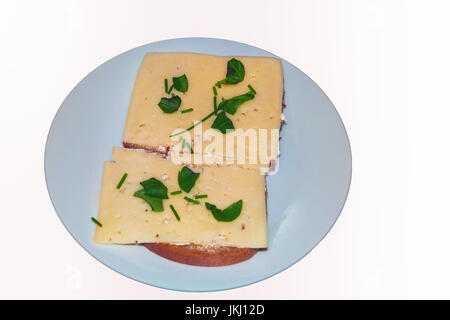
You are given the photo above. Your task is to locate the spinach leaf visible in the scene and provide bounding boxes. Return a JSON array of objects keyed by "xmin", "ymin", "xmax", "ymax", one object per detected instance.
[
  {"xmin": 158, "ymin": 95, "xmax": 181, "ymax": 113},
  {"xmin": 172, "ymin": 74, "xmax": 189, "ymax": 93},
  {"xmin": 134, "ymin": 189, "xmax": 164, "ymax": 212},
  {"xmin": 140, "ymin": 177, "xmax": 168, "ymax": 199},
  {"xmin": 211, "ymin": 111, "xmax": 234, "ymax": 134},
  {"xmin": 178, "ymin": 166, "xmax": 200, "ymax": 193},
  {"xmin": 216, "ymin": 58, "xmax": 245, "ymax": 86},
  {"xmin": 218, "ymin": 91, "xmax": 255, "ymax": 115},
  {"xmin": 205, "ymin": 200, "xmax": 243, "ymax": 222}
]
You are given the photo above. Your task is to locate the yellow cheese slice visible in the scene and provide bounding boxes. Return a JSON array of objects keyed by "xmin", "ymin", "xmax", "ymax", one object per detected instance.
[
  {"xmin": 94, "ymin": 148, "xmax": 268, "ymax": 248},
  {"xmin": 122, "ymin": 52, "xmax": 284, "ymax": 171}
]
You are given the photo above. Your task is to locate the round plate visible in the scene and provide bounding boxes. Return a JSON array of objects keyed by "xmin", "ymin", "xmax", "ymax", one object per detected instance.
[{"xmin": 45, "ymin": 38, "xmax": 351, "ymax": 292}]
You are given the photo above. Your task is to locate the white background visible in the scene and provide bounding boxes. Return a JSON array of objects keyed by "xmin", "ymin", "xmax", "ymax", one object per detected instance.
[{"xmin": 1, "ymin": 0, "xmax": 449, "ymax": 299}]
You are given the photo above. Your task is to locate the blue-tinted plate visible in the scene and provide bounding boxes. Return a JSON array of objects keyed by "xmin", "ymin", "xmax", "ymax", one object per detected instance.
[{"xmin": 45, "ymin": 38, "xmax": 351, "ymax": 292}]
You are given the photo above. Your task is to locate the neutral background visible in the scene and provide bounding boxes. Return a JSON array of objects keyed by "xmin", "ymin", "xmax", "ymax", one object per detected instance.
[{"xmin": 1, "ymin": 0, "xmax": 449, "ymax": 299}]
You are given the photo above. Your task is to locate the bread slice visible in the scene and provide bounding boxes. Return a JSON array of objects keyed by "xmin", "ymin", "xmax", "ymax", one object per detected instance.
[
  {"xmin": 95, "ymin": 53, "xmax": 286, "ymax": 266},
  {"xmin": 94, "ymin": 148, "xmax": 267, "ymax": 265}
]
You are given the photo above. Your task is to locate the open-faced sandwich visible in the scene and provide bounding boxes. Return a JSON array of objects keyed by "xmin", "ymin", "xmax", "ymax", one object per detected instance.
[{"xmin": 92, "ymin": 52, "xmax": 285, "ymax": 266}]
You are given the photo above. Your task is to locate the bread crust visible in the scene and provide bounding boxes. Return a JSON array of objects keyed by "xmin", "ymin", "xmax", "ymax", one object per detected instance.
[
  {"xmin": 122, "ymin": 142, "xmax": 170, "ymax": 156},
  {"xmin": 143, "ymin": 243, "xmax": 258, "ymax": 267}
]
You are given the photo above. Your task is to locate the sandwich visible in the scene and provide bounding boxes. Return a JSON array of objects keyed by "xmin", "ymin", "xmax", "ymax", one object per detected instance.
[{"xmin": 93, "ymin": 52, "xmax": 285, "ymax": 266}]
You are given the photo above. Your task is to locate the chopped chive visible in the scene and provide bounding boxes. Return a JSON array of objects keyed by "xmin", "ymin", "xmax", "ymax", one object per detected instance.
[
  {"xmin": 168, "ymin": 84, "xmax": 174, "ymax": 94},
  {"xmin": 116, "ymin": 173, "xmax": 128, "ymax": 189},
  {"xmin": 214, "ymin": 96, "xmax": 217, "ymax": 115},
  {"xmin": 91, "ymin": 217, "xmax": 102, "ymax": 227},
  {"xmin": 181, "ymin": 108, "xmax": 193, "ymax": 114},
  {"xmin": 171, "ymin": 190, "xmax": 182, "ymax": 195},
  {"xmin": 195, "ymin": 194, "xmax": 208, "ymax": 199},
  {"xmin": 164, "ymin": 79, "xmax": 168, "ymax": 93},
  {"xmin": 181, "ymin": 139, "xmax": 186, "ymax": 149},
  {"xmin": 213, "ymin": 86, "xmax": 217, "ymax": 96},
  {"xmin": 186, "ymin": 142, "xmax": 194, "ymax": 154},
  {"xmin": 170, "ymin": 111, "xmax": 216, "ymax": 137},
  {"xmin": 184, "ymin": 196, "xmax": 200, "ymax": 204},
  {"xmin": 248, "ymin": 84, "xmax": 256, "ymax": 94},
  {"xmin": 170, "ymin": 205, "xmax": 181, "ymax": 221}
]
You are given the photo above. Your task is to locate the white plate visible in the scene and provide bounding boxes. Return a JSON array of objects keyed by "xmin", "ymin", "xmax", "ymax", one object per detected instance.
[{"xmin": 45, "ymin": 38, "xmax": 351, "ymax": 292}]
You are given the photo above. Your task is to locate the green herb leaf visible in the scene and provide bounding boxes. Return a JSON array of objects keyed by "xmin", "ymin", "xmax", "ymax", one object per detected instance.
[
  {"xmin": 218, "ymin": 92, "xmax": 255, "ymax": 115},
  {"xmin": 169, "ymin": 205, "xmax": 181, "ymax": 221},
  {"xmin": 140, "ymin": 178, "xmax": 168, "ymax": 199},
  {"xmin": 205, "ymin": 200, "xmax": 243, "ymax": 222},
  {"xmin": 133, "ymin": 189, "xmax": 164, "ymax": 212},
  {"xmin": 172, "ymin": 74, "xmax": 188, "ymax": 93},
  {"xmin": 178, "ymin": 166, "xmax": 200, "ymax": 193},
  {"xmin": 184, "ymin": 196, "xmax": 200, "ymax": 205},
  {"xmin": 216, "ymin": 58, "xmax": 245, "ymax": 86},
  {"xmin": 211, "ymin": 111, "xmax": 234, "ymax": 134},
  {"xmin": 91, "ymin": 217, "xmax": 103, "ymax": 227},
  {"xmin": 116, "ymin": 173, "xmax": 128, "ymax": 189},
  {"xmin": 158, "ymin": 95, "xmax": 181, "ymax": 113}
]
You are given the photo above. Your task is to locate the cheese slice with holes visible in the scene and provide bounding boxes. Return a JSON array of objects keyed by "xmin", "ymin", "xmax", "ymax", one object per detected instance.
[
  {"xmin": 122, "ymin": 52, "xmax": 284, "ymax": 170},
  {"xmin": 94, "ymin": 147, "xmax": 268, "ymax": 248}
]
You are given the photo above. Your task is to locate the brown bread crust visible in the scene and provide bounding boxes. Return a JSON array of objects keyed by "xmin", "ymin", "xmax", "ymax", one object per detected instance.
[
  {"xmin": 122, "ymin": 142, "xmax": 170, "ymax": 156},
  {"xmin": 143, "ymin": 243, "xmax": 258, "ymax": 267}
]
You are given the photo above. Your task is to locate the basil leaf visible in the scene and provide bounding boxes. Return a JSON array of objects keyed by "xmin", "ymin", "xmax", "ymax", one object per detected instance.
[
  {"xmin": 216, "ymin": 58, "xmax": 245, "ymax": 86},
  {"xmin": 205, "ymin": 200, "xmax": 243, "ymax": 222},
  {"xmin": 134, "ymin": 189, "xmax": 164, "ymax": 212},
  {"xmin": 211, "ymin": 111, "xmax": 234, "ymax": 134},
  {"xmin": 140, "ymin": 178, "xmax": 168, "ymax": 199},
  {"xmin": 218, "ymin": 92, "xmax": 255, "ymax": 115},
  {"xmin": 178, "ymin": 166, "xmax": 200, "ymax": 193},
  {"xmin": 158, "ymin": 95, "xmax": 181, "ymax": 113},
  {"xmin": 172, "ymin": 74, "xmax": 188, "ymax": 93}
]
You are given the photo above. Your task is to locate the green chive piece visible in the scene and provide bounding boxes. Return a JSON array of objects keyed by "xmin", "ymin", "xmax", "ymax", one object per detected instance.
[
  {"xmin": 214, "ymin": 96, "xmax": 217, "ymax": 115},
  {"xmin": 186, "ymin": 142, "xmax": 194, "ymax": 154},
  {"xmin": 213, "ymin": 86, "xmax": 217, "ymax": 96},
  {"xmin": 170, "ymin": 111, "xmax": 216, "ymax": 137},
  {"xmin": 181, "ymin": 108, "xmax": 193, "ymax": 114},
  {"xmin": 171, "ymin": 190, "xmax": 182, "ymax": 195},
  {"xmin": 168, "ymin": 84, "xmax": 174, "ymax": 94},
  {"xmin": 184, "ymin": 196, "xmax": 200, "ymax": 204},
  {"xmin": 164, "ymin": 79, "xmax": 168, "ymax": 93},
  {"xmin": 248, "ymin": 84, "xmax": 256, "ymax": 94},
  {"xmin": 195, "ymin": 194, "xmax": 208, "ymax": 199},
  {"xmin": 116, "ymin": 173, "xmax": 128, "ymax": 189},
  {"xmin": 181, "ymin": 139, "xmax": 186, "ymax": 150},
  {"xmin": 91, "ymin": 217, "xmax": 102, "ymax": 227},
  {"xmin": 170, "ymin": 205, "xmax": 181, "ymax": 221}
]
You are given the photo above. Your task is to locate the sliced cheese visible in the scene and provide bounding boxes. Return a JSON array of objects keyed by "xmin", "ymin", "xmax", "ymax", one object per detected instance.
[
  {"xmin": 122, "ymin": 52, "xmax": 284, "ymax": 170},
  {"xmin": 95, "ymin": 148, "xmax": 268, "ymax": 248}
]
